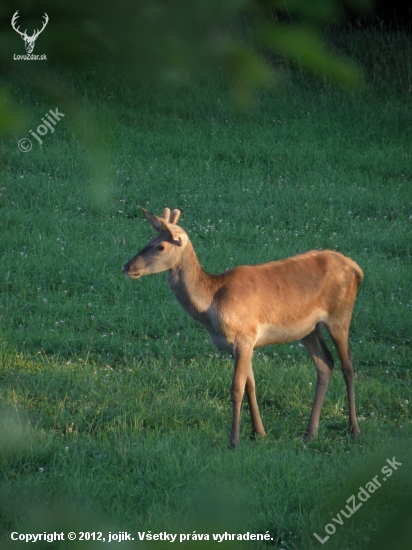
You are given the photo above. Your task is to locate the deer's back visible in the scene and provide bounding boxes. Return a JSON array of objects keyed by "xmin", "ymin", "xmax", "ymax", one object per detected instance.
[{"xmin": 208, "ymin": 250, "xmax": 362, "ymax": 346}]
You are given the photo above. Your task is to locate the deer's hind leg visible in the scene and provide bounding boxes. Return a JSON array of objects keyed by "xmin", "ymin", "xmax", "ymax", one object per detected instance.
[
  {"xmin": 302, "ymin": 322, "xmax": 335, "ymax": 441},
  {"xmin": 245, "ymin": 367, "xmax": 266, "ymax": 439},
  {"xmin": 325, "ymin": 323, "xmax": 360, "ymax": 439}
]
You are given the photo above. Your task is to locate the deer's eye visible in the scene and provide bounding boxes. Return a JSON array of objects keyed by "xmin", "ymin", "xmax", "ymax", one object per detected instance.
[{"xmin": 157, "ymin": 244, "xmax": 165, "ymax": 251}]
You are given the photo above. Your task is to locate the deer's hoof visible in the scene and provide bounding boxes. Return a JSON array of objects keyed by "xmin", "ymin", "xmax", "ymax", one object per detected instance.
[
  {"xmin": 349, "ymin": 426, "xmax": 360, "ymax": 442},
  {"xmin": 228, "ymin": 437, "xmax": 240, "ymax": 449},
  {"xmin": 304, "ymin": 430, "xmax": 317, "ymax": 443},
  {"xmin": 251, "ymin": 429, "xmax": 266, "ymax": 440}
]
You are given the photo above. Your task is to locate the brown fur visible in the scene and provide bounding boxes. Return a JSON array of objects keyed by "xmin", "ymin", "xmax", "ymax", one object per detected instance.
[{"xmin": 123, "ymin": 208, "xmax": 363, "ymax": 447}]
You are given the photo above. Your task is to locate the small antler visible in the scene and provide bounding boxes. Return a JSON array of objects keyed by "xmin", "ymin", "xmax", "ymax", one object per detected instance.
[
  {"xmin": 162, "ymin": 207, "xmax": 171, "ymax": 222},
  {"xmin": 161, "ymin": 207, "xmax": 180, "ymax": 225},
  {"xmin": 11, "ymin": 11, "xmax": 27, "ymax": 38},
  {"xmin": 170, "ymin": 209, "xmax": 181, "ymax": 224}
]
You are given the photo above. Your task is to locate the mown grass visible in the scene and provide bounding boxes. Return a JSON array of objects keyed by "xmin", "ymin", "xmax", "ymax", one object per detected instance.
[{"xmin": 0, "ymin": 25, "xmax": 411, "ymax": 550}]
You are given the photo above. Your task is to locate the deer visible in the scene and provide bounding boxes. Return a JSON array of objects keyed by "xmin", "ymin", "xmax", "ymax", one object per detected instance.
[
  {"xmin": 11, "ymin": 11, "xmax": 49, "ymax": 54},
  {"xmin": 122, "ymin": 207, "xmax": 363, "ymax": 448}
]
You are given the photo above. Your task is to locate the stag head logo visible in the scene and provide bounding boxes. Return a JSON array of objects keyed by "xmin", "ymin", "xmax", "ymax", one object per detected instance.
[{"xmin": 11, "ymin": 11, "xmax": 49, "ymax": 54}]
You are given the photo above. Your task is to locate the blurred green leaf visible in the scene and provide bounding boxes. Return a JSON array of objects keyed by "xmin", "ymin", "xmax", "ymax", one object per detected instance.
[
  {"xmin": 1, "ymin": 0, "xmax": 370, "ymax": 97},
  {"xmin": 226, "ymin": 42, "xmax": 276, "ymax": 107},
  {"xmin": 272, "ymin": 0, "xmax": 340, "ymax": 22},
  {"xmin": 262, "ymin": 24, "xmax": 363, "ymax": 88},
  {"xmin": 0, "ymin": 87, "xmax": 24, "ymax": 134}
]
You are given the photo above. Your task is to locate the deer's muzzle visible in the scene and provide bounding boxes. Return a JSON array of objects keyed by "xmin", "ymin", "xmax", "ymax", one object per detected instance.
[{"xmin": 122, "ymin": 264, "xmax": 141, "ymax": 279}]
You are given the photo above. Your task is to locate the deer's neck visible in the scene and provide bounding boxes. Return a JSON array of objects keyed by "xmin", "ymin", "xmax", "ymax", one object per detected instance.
[{"xmin": 166, "ymin": 240, "xmax": 218, "ymax": 320}]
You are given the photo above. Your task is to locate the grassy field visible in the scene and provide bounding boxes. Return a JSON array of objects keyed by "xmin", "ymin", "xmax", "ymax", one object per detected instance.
[{"xmin": 1, "ymin": 26, "xmax": 411, "ymax": 550}]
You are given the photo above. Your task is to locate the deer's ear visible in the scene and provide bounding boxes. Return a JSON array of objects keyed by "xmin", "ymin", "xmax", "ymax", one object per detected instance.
[
  {"xmin": 143, "ymin": 209, "xmax": 185, "ymax": 243},
  {"xmin": 159, "ymin": 220, "xmax": 180, "ymax": 242},
  {"xmin": 143, "ymin": 209, "xmax": 164, "ymax": 232},
  {"xmin": 167, "ymin": 226, "xmax": 188, "ymax": 246}
]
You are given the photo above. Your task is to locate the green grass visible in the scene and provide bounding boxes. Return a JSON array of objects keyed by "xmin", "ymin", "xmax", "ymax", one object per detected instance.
[{"xmin": 1, "ymin": 27, "xmax": 412, "ymax": 550}]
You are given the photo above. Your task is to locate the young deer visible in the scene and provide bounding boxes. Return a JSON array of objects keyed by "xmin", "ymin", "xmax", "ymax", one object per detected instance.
[{"xmin": 123, "ymin": 207, "xmax": 363, "ymax": 447}]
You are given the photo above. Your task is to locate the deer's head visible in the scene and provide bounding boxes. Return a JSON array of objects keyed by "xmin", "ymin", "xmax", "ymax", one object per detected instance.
[
  {"xmin": 11, "ymin": 11, "xmax": 49, "ymax": 54},
  {"xmin": 122, "ymin": 208, "xmax": 188, "ymax": 279}
]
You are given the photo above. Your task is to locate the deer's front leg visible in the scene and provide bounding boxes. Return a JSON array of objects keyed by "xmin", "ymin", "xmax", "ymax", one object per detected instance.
[{"xmin": 230, "ymin": 343, "xmax": 259, "ymax": 448}]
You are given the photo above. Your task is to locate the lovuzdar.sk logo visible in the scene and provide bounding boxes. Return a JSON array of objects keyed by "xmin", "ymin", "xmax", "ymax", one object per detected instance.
[{"xmin": 12, "ymin": 10, "xmax": 48, "ymax": 60}]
